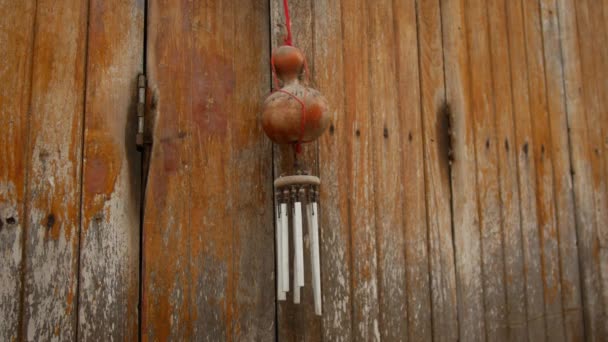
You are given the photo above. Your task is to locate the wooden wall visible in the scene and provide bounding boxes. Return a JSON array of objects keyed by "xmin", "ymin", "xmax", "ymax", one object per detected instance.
[
  {"xmin": 0, "ymin": 0, "xmax": 607, "ymax": 341},
  {"xmin": 0, "ymin": 0, "xmax": 143, "ymax": 340}
]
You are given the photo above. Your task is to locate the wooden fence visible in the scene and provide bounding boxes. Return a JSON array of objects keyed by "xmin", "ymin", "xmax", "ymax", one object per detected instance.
[{"xmin": 0, "ymin": 0, "xmax": 606, "ymax": 341}]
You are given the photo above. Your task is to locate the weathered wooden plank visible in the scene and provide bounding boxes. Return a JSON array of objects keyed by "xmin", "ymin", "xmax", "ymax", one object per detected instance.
[
  {"xmin": 394, "ymin": 0, "xmax": 432, "ymax": 341},
  {"xmin": 78, "ymin": 0, "xmax": 143, "ymax": 340},
  {"xmin": 366, "ymin": 0, "xmax": 407, "ymax": 340},
  {"xmin": 143, "ymin": 0, "xmax": 193, "ymax": 339},
  {"xmin": 586, "ymin": 0, "xmax": 608, "ymax": 329},
  {"xmin": 538, "ymin": 0, "xmax": 585, "ymax": 340},
  {"xmin": 144, "ymin": 0, "xmax": 275, "ymax": 340},
  {"xmin": 0, "ymin": 0, "xmax": 36, "ymax": 340},
  {"xmin": 22, "ymin": 0, "xmax": 89, "ymax": 339},
  {"xmin": 554, "ymin": 0, "xmax": 602, "ymax": 339},
  {"xmin": 341, "ymin": 0, "xmax": 380, "ymax": 340},
  {"xmin": 226, "ymin": 0, "xmax": 275, "ymax": 339},
  {"xmin": 486, "ymin": 1, "xmax": 528, "ymax": 340},
  {"xmin": 313, "ymin": 0, "xmax": 354, "ymax": 340},
  {"xmin": 464, "ymin": 0, "xmax": 508, "ymax": 339},
  {"xmin": 440, "ymin": 0, "xmax": 485, "ymax": 340},
  {"xmin": 415, "ymin": 1, "xmax": 458, "ymax": 340},
  {"xmin": 574, "ymin": 1, "xmax": 608, "ymax": 338},
  {"xmin": 270, "ymin": 0, "xmax": 322, "ymax": 340},
  {"xmin": 504, "ymin": 1, "xmax": 547, "ymax": 340},
  {"xmin": 520, "ymin": 1, "xmax": 566, "ymax": 340}
]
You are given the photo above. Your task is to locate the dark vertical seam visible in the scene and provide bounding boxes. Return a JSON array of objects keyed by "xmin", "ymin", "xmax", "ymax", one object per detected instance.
[
  {"xmin": 138, "ymin": 0, "xmax": 149, "ymax": 339},
  {"xmin": 18, "ymin": 0, "xmax": 40, "ymax": 340},
  {"xmin": 75, "ymin": 0, "xmax": 92, "ymax": 339},
  {"xmin": 437, "ymin": 0, "xmax": 460, "ymax": 340},
  {"xmin": 553, "ymin": 0, "xmax": 588, "ymax": 339},
  {"xmin": 413, "ymin": 0, "xmax": 436, "ymax": 340}
]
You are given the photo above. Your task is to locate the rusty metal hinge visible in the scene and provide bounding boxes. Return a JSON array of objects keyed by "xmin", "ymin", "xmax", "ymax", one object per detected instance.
[{"xmin": 136, "ymin": 74, "xmax": 147, "ymax": 150}]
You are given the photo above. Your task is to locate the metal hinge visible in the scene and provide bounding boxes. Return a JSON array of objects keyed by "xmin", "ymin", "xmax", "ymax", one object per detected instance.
[{"xmin": 136, "ymin": 74, "xmax": 147, "ymax": 150}]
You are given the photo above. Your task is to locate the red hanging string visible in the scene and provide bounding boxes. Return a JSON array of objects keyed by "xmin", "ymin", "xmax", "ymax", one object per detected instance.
[{"xmin": 283, "ymin": 0, "xmax": 293, "ymax": 46}]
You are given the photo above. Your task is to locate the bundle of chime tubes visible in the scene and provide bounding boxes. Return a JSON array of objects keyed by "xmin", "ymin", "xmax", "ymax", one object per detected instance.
[{"xmin": 274, "ymin": 174, "xmax": 322, "ymax": 316}]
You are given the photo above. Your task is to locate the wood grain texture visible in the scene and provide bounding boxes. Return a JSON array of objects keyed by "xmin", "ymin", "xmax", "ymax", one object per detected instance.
[
  {"xmin": 313, "ymin": 0, "xmax": 354, "ymax": 340},
  {"xmin": 78, "ymin": 0, "xmax": 143, "ymax": 340},
  {"xmin": 143, "ymin": 1, "xmax": 192, "ymax": 339},
  {"xmin": 538, "ymin": 0, "xmax": 585, "ymax": 340},
  {"xmin": 464, "ymin": 0, "xmax": 508, "ymax": 339},
  {"xmin": 341, "ymin": 0, "xmax": 381, "ymax": 340},
  {"xmin": 486, "ymin": 0, "xmax": 528, "ymax": 340},
  {"xmin": 21, "ymin": 0, "xmax": 88, "ymax": 339},
  {"xmin": 521, "ymin": 0, "xmax": 566, "ymax": 340},
  {"xmin": 416, "ymin": 1, "xmax": 459, "ymax": 340},
  {"xmin": 441, "ymin": 0, "xmax": 485, "ymax": 340},
  {"xmin": 0, "ymin": 0, "xmax": 36, "ymax": 340},
  {"xmin": 367, "ymin": 0, "xmax": 408, "ymax": 339},
  {"xmin": 555, "ymin": 0, "xmax": 602, "ymax": 339},
  {"xmin": 573, "ymin": 0, "xmax": 608, "ymax": 339},
  {"xmin": 394, "ymin": 0, "xmax": 433, "ymax": 340},
  {"xmin": 504, "ymin": 1, "xmax": 547, "ymax": 340},
  {"xmin": 143, "ymin": 0, "xmax": 274, "ymax": 340}
]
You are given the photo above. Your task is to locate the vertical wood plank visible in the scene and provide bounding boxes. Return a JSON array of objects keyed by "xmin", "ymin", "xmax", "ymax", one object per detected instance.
[
  {"xmin": 341, "ymin": 0, "xmax": 380, "ymax": 340},
  {"xmin": 440, "ymin": 0, "xmax": 485, "ymax": 340},
  {"xmin": 416, "ymin": 1, "xmax": 459, "ymax": 340},
  {"xmin": 464, "ymin": 0, "xmax": 508, "ymax": 339},
  {"xmin": 143, "ymin": 0, "xmax": 193, "ymax": 339},
  {"xmin": 188, "ymin": 1, "xmax": 238, "ymax": 339},
  {"xmin": 573, "ymin": 1, "xmax": 608, "ymax": 339},
  {"xmin": 22, "ymin": 0, "xmax": 89, "ymax": 339},
  {"xmin": 144, "ymin": 0, "xmax": 274, "ymax": 340},
  {"xmin": 555, "ymin": 0, "xmax": 602, "ymax": 339},
  {"xmin": 367, "ymin": 0, "xmax": 408, "ymax": 339},
  {"xmin": 538, "ymin": 0, "xmax": 585, "ymax": 340},
  {"xmin": 504, "ymin": 1, "xmax": 547, "ymax": 340},
  {"xmin": 0, "ymin": 1, "xmax": 36, "ymax": 340},
  {"xmin": 584, "ymin": 0, "xmax": 608, "ymax": 327},
  {"xmin": 313, "ymin": 0, "xmax": 354, "ymax": 340},
  {"xmin": 521, "ymin": 0, "xmax": 566, "ymax": 340},
  {"xmin": 229, "ymin": 1, "xmax": 275, "ymax": 340},
  {"xmin": 270, "ymin": 0, "xmax": 322, "ymax": 340},
  {"xmin": 78, "ymin": 0, "xmax": 144, "ymax": 339},
  {"xmin": 394, "ymin": 0, "xmax": 433, "ymax": 340},
  {"xmin": 486, "ymin": 0, "xmax": 528, "ymax": 340}
]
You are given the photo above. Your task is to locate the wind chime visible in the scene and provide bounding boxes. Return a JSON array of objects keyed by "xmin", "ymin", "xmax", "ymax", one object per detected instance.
[{"xmin": 261, "ymin": 0, "xmax": 330, "ymax": 316}]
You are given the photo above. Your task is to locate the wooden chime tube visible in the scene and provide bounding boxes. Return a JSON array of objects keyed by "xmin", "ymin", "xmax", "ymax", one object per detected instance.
[
  {"xmin": 293, "ymin": 193, "xmax": 305, "ymax": 287},
  {"xmin": 276, "ymin": 200, "xmax": 286, "ymax": 301},
  {"xmin": 280, "ymin": 201, "xmax": 289, "ymax": 292},
  {"xmin": 309, "ymin": 201, "xmax": 322, "ymax": 315}
]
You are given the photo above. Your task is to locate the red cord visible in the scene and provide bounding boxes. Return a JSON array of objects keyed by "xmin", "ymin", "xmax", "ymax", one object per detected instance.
[{"xmin": 283, "ymin": 0, "xmax": 293, "ymax": 46}]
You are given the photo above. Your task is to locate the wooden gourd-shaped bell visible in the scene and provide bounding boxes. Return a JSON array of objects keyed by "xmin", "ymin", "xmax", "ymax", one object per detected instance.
[
  {"xmin": 262, "ymin": 45, "xmax": 330, "ymax": 144},
  {"xmin": 262, "ymin": 45, "xmax": 329, "ymax": 316}
]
